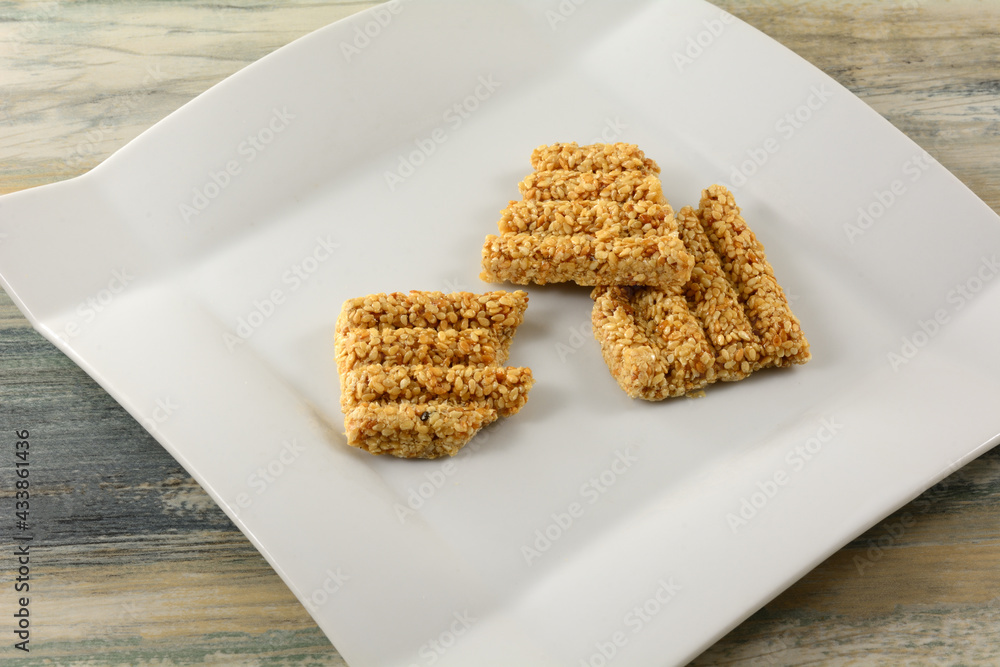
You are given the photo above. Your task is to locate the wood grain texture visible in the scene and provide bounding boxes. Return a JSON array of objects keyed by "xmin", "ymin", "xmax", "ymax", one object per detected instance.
[{"xmin": 1, "ymin": 1, "xmax": 998, "ymax": 665}]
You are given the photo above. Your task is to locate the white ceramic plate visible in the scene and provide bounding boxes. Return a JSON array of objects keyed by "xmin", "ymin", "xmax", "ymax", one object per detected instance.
[{"xmin": 2, "ymin": 1, "xmax": 999, "ymax": 665}]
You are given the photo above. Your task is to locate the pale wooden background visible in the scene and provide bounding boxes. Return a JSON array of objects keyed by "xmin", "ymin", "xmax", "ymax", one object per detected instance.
[{"xmin": 1, "ymin": 1, "xmax": 998, "ymax": 664}]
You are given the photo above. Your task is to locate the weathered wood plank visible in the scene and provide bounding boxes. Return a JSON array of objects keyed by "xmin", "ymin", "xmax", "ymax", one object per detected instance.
[{"xmin": 0, "ymin": 1, "xmax": 382, "ymax": 190}]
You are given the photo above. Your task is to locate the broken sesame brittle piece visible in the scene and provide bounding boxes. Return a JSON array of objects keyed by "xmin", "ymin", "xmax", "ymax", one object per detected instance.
[{"xmin": 335, "ymin": 290, "xmax": 533, "ymax": 458}]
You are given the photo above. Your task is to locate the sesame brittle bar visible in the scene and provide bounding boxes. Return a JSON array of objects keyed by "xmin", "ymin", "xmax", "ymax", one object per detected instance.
[
  {"xmin": 335, "ymin": 290, "xmax": 533, "ymax": 458},
  {"xmin": 592, "ymin": 185, "xmax": 809, "ymax": 400},
  {"xmin": 530, "ymin": 142, "xmax": 660, "ymax": 174},
  {"xmin": 481, "ymin": 143, "xmax": 694, "ymax": 291},
  {"xmin": 518, "ymin": 170, "xmax": 666, "ymax": 203},
  {"xmin": 698, "ymin": 186, "xmax": 810, "ymax": 368},
  {"xmin": 591, "ymin": 285, "xmax": 717, "ymax": 399}
]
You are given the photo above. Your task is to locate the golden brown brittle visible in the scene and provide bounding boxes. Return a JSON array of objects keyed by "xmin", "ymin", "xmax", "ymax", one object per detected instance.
[
  {"xmin": 335, "ymin": 290, "xmax": 533, "ymax": 458},
  {"xmin": 592, "ymin": 185, "xmax": 809, "ymax": 399},
  {"xmin": 481, "ymin": 143, "xmax": 694, "ymax": 291}
]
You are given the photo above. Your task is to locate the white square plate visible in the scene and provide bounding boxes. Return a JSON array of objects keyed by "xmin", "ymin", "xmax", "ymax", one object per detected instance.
[{"xmin": 2, "ymin": 1, "xmax": 999, "ymax": 664}]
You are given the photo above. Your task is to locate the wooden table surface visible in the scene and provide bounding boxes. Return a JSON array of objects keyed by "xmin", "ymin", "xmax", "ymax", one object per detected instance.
[{"xmin": 2, "ymin": 1, "xmax": 999, "ymax": 664}]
